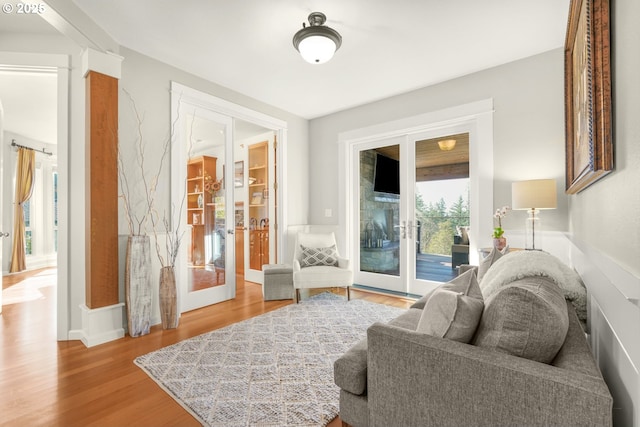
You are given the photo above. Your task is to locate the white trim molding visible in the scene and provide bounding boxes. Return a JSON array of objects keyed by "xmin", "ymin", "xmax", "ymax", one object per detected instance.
[
  {"xmin": 77, "ymin": 303, "xmax": 125, "ymax": 348},
  {"xmin": 81, "ymin": 48, "xmax": 123, "ymax": 79}
]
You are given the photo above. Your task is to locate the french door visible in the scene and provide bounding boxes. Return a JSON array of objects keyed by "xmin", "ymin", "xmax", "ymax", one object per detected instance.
[
  {"xmin": 172, "ymin": 90, "xmax": 236, "ymax": 313},
  {"xmin": 352, "ymin": 130, "xmax": 471, "ymax": 297}
]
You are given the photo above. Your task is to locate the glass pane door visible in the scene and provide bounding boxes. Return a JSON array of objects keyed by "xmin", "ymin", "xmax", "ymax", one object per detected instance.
[
  {"xmin": 243, "ymin": 134, "xmax": 276, "ymax": 284},
  {"xmin": 352, "ymin": 132, "xmax": 470, "ymax": 297},
  {"xmin": 175, "ymin": 105, "xmax": 236, "ymax": 312},
  {"xmin": 353, "ymin": 137, "xmax": 405, "ymax": 293},
  {"xmin": 409, "ymin": 132, "xmax": 470, "ymax": 296}
]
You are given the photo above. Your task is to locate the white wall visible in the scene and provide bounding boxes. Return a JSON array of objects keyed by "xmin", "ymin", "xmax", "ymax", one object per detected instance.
[
  {"xmin": 566, "ymin": 1, "xmax": 640, "ymax": 425},
  {"xmin": 118, "ymin": 47, "xmax": 309, "ymax": 235},
  {"xmin": 568, "ymin": 0, "xmax": 640, "ymax": 281},
  {"xmin": 308, "ymin": 49, "xmax": 568, "ymax": 234}
]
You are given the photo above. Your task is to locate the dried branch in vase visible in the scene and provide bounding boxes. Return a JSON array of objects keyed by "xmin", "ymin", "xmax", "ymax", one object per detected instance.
[{"xmin": 118, "ymin": 88, "xmax": 192, "ymax": 268}]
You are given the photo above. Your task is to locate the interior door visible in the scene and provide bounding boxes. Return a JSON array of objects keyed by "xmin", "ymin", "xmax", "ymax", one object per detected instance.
[
  {"xmin": 244, "ymin": 134, "xmax": 276, "ymax": 284},
  {"xmin": 175, "ymin": 105, "xmax": 236, "ymax": 312},
  {"xmin": 0, "ymin": 101, "xmax": 4, "ymax": 313}
]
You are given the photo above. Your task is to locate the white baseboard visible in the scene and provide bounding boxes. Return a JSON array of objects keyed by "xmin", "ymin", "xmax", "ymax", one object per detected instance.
[{"xmin": 78, "ymin": 303, "xmax": 125, "ymax": 347}]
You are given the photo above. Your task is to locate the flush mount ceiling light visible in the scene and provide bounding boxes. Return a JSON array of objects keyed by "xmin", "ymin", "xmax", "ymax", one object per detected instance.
[
  {"xmin": 437, "ymin": 139, "xmax": 457, "ymax": 151},
  {"xmin": 293, "ymin": 12, "xmax": 342, "ymax": 64}
]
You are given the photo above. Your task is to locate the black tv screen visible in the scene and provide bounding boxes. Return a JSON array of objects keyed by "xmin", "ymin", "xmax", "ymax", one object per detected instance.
[{"xmin": 373, "ymin": 153, "xmax": 400, "ymax": 195}]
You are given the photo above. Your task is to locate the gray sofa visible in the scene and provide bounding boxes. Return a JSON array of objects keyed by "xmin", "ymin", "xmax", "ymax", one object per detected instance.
[{"xmin": 334, "ymin": 250, "xmax": 613, "ymax": 427}]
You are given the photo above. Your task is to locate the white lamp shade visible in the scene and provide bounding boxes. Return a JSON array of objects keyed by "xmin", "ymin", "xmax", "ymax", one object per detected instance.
[
  {"xmin": 298, "ymin": 35, "xmax": 337, "ymax": 64},
  {"xmin": 512, "ymin": 179, "xmax": 557, "ymax": 210}
]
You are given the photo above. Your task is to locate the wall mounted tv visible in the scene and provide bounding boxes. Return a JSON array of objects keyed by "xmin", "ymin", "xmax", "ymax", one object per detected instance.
[{"xmin": 373, "ymin": 153, "xmax": 400, "ymax": 195}]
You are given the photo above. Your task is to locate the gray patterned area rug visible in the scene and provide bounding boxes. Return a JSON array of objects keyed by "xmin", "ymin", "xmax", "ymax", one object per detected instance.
[{"xmin": 134, "ymin": 292, "xmax": 404, "ymax": 427}]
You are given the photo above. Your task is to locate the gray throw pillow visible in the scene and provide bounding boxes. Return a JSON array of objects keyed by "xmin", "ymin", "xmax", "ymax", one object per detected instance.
[
  {"xmin": 411, "ymin": 268, "xmax": 480, "ymax": 310},
  {"xmin": 299, "ymin": 244, "xmax": 339, "ymax": 268},
  {"xmin": 415, "ymin": 270, "xmax": 484, "ymax": 343},
  {"xmin": 477, "ymin": 246, "xmax": 504, "ymax": 284},
  {"xmin": 472, "ymin": 278, "xmax": 569, "ymax": 364}
]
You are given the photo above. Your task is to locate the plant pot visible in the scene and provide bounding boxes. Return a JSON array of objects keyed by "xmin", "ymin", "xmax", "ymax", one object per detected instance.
[
  {"xmin": 125, "ymin": 235, "xmax": 152, "ymax": 337},
  {"xmin": 159, "ymin": 266, "xmax": 179, "ymax": 329},
  {"xmin": 493, "ymin": 237, "xmax": 507, "ymax": 251}
]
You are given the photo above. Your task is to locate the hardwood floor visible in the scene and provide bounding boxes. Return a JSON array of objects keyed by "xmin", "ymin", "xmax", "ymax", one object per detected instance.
[{"xmin": 1, "ymin": 269, "xmax": 413, "ymax": 426}]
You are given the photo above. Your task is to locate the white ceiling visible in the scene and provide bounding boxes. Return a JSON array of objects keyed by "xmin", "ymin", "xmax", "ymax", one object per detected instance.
[
  {"xmin": 72, "ymin": 0, "xmax": 571, "ymax": 119},
  {"xmin": 0, "ymin": 69, "xmax": 58, "ymax": 145},
  {"xmin": 0, "ymin": 12, "xmax": 59, "ymax": 145},
  {"xmin": 0, "ymin": 1, "xmax": 571, "ymax": 145}
]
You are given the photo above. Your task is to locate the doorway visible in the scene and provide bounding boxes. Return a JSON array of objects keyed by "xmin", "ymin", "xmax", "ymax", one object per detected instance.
[
  {"xmin": 341, "ymin": 100, "xmax": 495, "ymax": 297},
  {"xmin": 170, "ymin": 82, "xmax": 286, "ymax": 313},
  {"xmin": 355, "ymin": 132, "xmax": 470, "ymax": 294},
  {"xmin": 0, "ymin": 55, "xmax": 69, "ymax": 338}
]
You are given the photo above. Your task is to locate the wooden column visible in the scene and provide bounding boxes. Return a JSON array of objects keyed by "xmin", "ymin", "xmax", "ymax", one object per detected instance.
[{"xmin": 85, "ymin": 71, "xmax": 119, "ymax": 309}]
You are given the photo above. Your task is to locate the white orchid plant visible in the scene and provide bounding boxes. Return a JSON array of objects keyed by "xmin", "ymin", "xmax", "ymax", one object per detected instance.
[{"xmin": 492, "ymin": 206, "xmax": 510, "ymax": 239}]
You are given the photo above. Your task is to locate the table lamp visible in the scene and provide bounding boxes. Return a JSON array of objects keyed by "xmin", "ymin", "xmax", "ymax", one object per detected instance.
[{"xmin": 511, "ymin": 179, "xmax": 557, "ymax": 250}]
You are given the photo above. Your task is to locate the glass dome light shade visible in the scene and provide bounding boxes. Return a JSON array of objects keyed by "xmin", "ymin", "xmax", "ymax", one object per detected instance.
[
  {"xmin": 293, "ymin": 12, "xmax": 342, "ymax": 64},
  {"xmin": 298, "ymin": 35, "xmax": 337, "ymax": 64}
]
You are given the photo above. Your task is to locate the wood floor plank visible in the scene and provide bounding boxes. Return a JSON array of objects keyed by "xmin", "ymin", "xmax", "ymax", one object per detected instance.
[{"xmin": 1, "ymin": 269, "xmax": 414, "ymax": 426}]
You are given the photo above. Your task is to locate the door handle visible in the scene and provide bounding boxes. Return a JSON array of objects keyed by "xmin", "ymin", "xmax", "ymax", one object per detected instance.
[
  {"xmin": 0, "ymin": 231, "xmax": 8, "ymax": 238},
  {"xmin": 394, "ymin": 221, "xmax": 407, "ymax": 239},
  {"xmin": 407, "ymin": 220, "xmax": 413, "ymax": 239},
  {"xmin": 227, "ymin": 229, "xmax": 235, "ymax": 235}
]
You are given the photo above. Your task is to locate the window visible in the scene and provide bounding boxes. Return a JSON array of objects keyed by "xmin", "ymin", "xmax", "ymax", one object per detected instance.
[
  {"xmin": 19, "ymin": 160, "xmax": 57, "ymax": 263},
  {"xmin": 24, "ymin": 198, "xmax": 32, "ymax": 255}
]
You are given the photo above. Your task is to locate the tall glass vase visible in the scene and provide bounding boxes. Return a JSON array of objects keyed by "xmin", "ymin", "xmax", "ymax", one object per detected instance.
[
  {"xmin": 125, "ymin": 235, "xmax": 152, "ymax": 337},
  {"xmin": 159, "ymin": 266, "xmax": 179, "ymax": 329}
]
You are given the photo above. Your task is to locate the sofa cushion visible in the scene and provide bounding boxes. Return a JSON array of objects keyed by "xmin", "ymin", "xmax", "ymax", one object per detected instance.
[
  {"xmin": 478, "ymin": 249, "xmax": 588, "ymax": 323},
  {"xmin": 334, "ymin": 338, "xmax": 368, "ymax": 395},
  {"xmin": 416, "ymin": 270, "xmax": 484, "ymax": 343},
  {"xmin": 333, "ymin": 308, "xmax": 422, "ymax": 396},
  {"xmin": 473, "ymin": 277, "xmax": 569, "ymax": 363},
  {"xmin": 410, "ymin": 292, "xmax": 431, "ymax": 310},
  {"xmin": 299, "ymin": 244, "xmax": 339, "ymax": 268},
  {"xmin": 388, "ymin": 308, "xmax": 422, "ymax": 330},
  {"xmin": 410, "ymin": 268, "xmax": 480, "ymax": 310}
]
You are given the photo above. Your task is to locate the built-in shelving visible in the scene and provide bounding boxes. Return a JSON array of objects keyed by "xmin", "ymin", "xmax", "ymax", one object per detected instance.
[
  {"xmin": 248, "ymin": 142, "xmax": 269, "ymax": 270},
  {"xmin": 186, "ymin": 155, "xmax": 216, "ymax": 266}
]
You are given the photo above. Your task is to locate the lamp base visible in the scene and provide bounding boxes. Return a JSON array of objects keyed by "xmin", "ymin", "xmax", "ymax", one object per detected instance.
[{"xmin": 524, "ymin": 208, "xmax": 540, "ymax": 250}]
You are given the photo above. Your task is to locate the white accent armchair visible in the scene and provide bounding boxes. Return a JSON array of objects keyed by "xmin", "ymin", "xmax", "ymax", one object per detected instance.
[{"xmin": 292, "ymin": 232, "xmax": 353, "ymax": 303}]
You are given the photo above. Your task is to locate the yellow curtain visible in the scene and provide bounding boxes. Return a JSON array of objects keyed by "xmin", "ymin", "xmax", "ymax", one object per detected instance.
[{"xmin": 10, "ymin": 148, "xmax": 35, "ymax": 273}]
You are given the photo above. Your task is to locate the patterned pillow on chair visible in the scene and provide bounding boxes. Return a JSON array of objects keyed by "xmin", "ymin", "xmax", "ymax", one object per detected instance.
[{"xmin": 300, "ymin": 244, "xmax": 339, "ymax": 268}]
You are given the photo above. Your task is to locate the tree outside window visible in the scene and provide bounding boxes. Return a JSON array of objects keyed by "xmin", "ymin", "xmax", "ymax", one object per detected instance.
[{"xmin": 23, "ymin": 198, "xmax": 32, "ymax": 255}]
